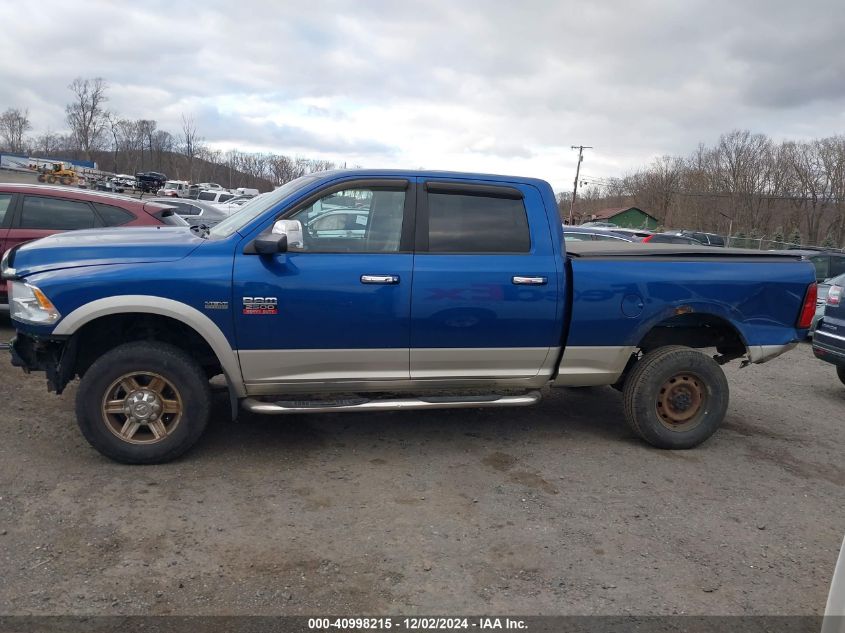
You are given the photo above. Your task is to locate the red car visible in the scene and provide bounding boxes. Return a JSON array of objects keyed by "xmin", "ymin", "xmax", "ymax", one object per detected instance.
[{"xmin": 0, "ymin": 184, "xmax": 186, "ymax": 306}]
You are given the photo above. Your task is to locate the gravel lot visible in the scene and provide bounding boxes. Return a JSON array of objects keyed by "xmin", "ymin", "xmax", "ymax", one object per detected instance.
[{"xmin": 0, "ymin": 312, "xmax": 843, "ymax": 616}]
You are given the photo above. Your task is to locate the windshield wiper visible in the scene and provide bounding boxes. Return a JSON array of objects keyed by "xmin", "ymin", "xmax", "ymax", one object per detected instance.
[{"xmin": 190, "ymin": 223, "xmax": 210, "ymax": 238}]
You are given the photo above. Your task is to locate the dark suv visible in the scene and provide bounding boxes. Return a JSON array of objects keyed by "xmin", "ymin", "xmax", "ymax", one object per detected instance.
[
  {"xmin": 136, "ymin": 171, "xmax": 167, "ymax": 193},
  {"xmin": 813, "ymin": 278, "xmax": 845, "ymax": 386}
]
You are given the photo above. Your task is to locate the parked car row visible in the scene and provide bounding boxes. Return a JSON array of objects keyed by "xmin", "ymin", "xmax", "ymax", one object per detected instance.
[
  {"xmin": 567, "ymin": 225, "xmax": 710, "ymax": 245},
  {"xmin": 571, "ymin": 224, "xmax": 845, "ymax": 279}
]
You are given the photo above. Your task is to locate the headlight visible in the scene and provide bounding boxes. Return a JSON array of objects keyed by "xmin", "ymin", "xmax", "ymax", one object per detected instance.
[{"xmin": 9, "ymin": 282, "xmax": 61, "ymax": 325}]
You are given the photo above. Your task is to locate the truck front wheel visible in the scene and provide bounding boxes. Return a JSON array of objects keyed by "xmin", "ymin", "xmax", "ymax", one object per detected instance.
[
  {"xmin": 75, "ymin": 342, "xmax": 211, "ymax": 464},
  {"xmin": 623, "ymin": 346, "xmax": 728, "ymax": 449}
]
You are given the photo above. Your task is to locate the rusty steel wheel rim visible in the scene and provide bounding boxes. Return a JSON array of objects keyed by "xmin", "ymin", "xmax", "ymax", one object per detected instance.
[
  {"xmin": 101, "ymin": 372, "xmax": 183, "ymax": 445},
  {"xmin": 656, "ymin": 372, "xmax": 706, "ymax": 431}
]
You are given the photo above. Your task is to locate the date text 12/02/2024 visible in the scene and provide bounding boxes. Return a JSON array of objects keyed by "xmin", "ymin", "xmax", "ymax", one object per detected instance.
[{"xmin": 307, "ymin": 617, "xmax": 527, "ymax": 630}]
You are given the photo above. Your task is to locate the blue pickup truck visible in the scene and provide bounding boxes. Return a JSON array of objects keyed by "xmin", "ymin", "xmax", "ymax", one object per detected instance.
[{"xmin": 2, "ymin": 170, "xmax": 818, "ymax": 463}]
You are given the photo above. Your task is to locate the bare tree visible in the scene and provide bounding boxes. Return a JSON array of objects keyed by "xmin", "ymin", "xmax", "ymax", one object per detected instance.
[
  {"xmin": 32, "ymin": 129, "xmax": 62, "ymax": 157},
  {"xmin": 65, "ymin": 77, "xmax": 109, "ymax": 160},
  {"xmin": 179, "ymin": 114, "xmax": 203, "ymax": 181},
  {"xmin": 787, "ymin": 140, "xmax": 835, "ymax": 245},
  {"xmin": 0, "ymin": 107, "xmax": 32, "ymax": 153}
]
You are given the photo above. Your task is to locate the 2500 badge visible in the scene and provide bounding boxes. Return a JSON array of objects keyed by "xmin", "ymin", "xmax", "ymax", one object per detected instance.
[{"xmin": 242, "ymin": 296, "xmax": 278, "ymax": 315}]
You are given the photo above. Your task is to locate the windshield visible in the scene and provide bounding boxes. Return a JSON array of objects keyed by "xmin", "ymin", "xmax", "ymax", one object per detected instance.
[{"xmin": 208, "ymin": 175, "xmax": 321, "ymax": 239}]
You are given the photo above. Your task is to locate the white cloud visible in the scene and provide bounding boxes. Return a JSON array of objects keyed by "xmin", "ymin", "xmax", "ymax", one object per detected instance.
[{"xmin": 1, "ymin": 0, "xmax": 843, "ymax": 191}]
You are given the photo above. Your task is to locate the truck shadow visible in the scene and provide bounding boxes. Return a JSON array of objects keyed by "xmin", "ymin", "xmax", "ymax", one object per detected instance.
[{"xmin": 194, "ymin": 386, "xmax": 634, "ymax": 461}]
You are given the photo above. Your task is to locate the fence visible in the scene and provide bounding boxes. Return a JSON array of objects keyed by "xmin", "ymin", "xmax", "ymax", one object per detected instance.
[{"xmin": 724, "ymin": 236, "xmax": 845, "ymax": 253}]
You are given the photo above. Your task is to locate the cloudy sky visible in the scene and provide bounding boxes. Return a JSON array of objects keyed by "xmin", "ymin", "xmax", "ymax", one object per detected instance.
[{"xmin": 1, "ymin": 0, "xmax": 844, "ymax": 191}]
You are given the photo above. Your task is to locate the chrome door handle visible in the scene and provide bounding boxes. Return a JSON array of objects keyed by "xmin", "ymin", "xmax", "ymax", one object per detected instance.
[
  {"xmin": 512, "ymin": 276, "xmax": 547, "ymax": 285},
  {"xmin": 361, "ymin": 274, "xmax": 400, "ymax": 284}
]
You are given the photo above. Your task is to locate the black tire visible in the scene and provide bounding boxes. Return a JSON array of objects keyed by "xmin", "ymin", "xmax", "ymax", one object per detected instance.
[
  {"xmin": 75, "ymin": 341, "xmax": 211, "ymax": 464},
  {"xmin": 623, "ymin": 345, "xmax": 729, "ymax": 449},
  {"xmin": 837, "ymin": 365, "xmax": 845, "ymax": 387}
]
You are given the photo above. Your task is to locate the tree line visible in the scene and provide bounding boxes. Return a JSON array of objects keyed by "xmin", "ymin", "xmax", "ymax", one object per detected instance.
[
  {"xmin": 564, "ymin": 130, "xmax": 845, "ymax": 248},
  {"xmin": 0, "ymin": 78, "xmax": 339, "ymax": 192}
]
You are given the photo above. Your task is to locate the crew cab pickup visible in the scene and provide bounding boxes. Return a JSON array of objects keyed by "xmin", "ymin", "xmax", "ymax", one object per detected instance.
[{"xmin": 2, "ymin": 169, "xmax": 817, "ymax": 464}]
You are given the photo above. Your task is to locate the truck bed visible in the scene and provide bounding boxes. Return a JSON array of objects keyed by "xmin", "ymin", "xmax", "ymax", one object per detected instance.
[{"xmin": 565, "ymin": 242, "xmax": 804, "ymax": 261}]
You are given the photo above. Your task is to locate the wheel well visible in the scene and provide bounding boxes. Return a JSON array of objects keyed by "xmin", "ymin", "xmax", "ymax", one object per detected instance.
[
  {"xmin": 70, "ymin": 313, "xmax": 223, "ymax": 381},
  {"xmin": 637, "ymin": 314, "xmax": 747, "ymax": 359}
]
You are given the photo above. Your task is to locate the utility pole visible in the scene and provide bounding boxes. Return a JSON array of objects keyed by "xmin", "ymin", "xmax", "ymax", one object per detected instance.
[
  {"xmin": 719, "ymin": 212, "xmax": 733, "ymax": 247},
  {"xmin": 568, "ymin": 145, "xmax": 592, "ymax": 225}
]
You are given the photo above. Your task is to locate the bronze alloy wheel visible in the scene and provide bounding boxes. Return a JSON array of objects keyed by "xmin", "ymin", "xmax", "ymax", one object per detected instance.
[
  {"xmin": 101, "ymin": 372, "xmax": 183, "ymax": 444},
  {"xmin": 655, "ymin": 372, "xmax": 706, "ymax": 432}
]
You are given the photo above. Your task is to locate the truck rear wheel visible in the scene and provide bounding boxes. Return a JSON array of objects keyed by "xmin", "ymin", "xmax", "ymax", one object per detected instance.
[
  {"xmin": 623, "ymin": 346, "xmax": 728, "ymax": 449},
  {"xmin": 75, "ymin": 341, "xmax": 211, "ymax": 464},
  {"xmin": 837, "ymin": 365, "xmax": 845, "ymax": 387}
]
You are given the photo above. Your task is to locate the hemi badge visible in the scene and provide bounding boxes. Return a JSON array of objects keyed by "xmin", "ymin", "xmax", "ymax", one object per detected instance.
[{"xmin": 204, "ymin": 301, "xmax": 228, "ymax": 310}]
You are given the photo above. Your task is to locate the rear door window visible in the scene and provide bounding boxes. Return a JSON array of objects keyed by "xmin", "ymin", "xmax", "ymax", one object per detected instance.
[
  {"xmin": 93, "ymin": 203, "xmax": 134, "ymax": 226},
  {"xmin": 197, "ymin": 192, "xmax": 216, "ymax": 201},
  {"xmin": 810, "ymin": 255, "xmax": 830, "ymax": 280},
  {"xmin": 0, "ymin": 193, "xmax": 13, "ymax": 227},
  {"xmin": 425, "ymin": 191, "xmax": 530, "ymax": 253},
  {"xmin": 168, "ymin": 201, "xmax": 201, "ymax": 215},
  {"xmin": 829, "ymin": 255, "xmax": 845, "ymax": 278},
  {"xmin": 19, "ymin": 196, "xmax": 99, "ymax": 230}
]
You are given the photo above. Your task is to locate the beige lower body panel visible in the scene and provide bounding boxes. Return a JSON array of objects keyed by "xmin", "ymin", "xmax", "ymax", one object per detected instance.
[
  {"xmin": 552, "ymin": 345, "xmax": 636, "ymax": 386},
  {"xmin": 747, "ymin": 342, "xmax": 798, "ymax": 363},
  {"xmin": 238, "ymin": 349, "xmax": 408, "ymax": 384},
  {"xmin": 239, "ymin": 347, "xmax": 560, "ymax": 396},
  {"xmin": 410, "ymin": 347, "xmax": 558, "ymax": 379}
]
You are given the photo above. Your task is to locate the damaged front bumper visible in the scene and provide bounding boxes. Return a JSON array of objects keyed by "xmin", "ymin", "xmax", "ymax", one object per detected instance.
[{"xmin": 9, "ymin": 332, "xmax": 77, "ymax": 394}]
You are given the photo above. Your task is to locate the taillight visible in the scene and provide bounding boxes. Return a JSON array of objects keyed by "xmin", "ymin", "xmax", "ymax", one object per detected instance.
[
  {"xmin": 827, "ymin": 285, "xmax": 842, "ymax": 307},
  {"xmin": 642, "ymin": 235, "xmax": 653, "ymax": 243},
  {"xmin": 797, "ymin": 282, "xmax": 818, "ymax": 329}
]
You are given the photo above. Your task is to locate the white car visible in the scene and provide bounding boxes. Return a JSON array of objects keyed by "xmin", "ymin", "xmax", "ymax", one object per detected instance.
[
  {"xmin": 114, "ymin": 174, "xmax": 137, "ymax": 189},
  {"xmin": 196, "ymin": 182, "xmax": 224, "ymax": 191},
  {"xmin": 196, "ymin": 189, "xmax": 237, "ymax": 205},
  {"xmin": 158, "ymin": 180, "xmax": 191, "ymax": 197},
  {"xmin": 214, "ymin": 195, "xmax": 254, "ymax": 214}
]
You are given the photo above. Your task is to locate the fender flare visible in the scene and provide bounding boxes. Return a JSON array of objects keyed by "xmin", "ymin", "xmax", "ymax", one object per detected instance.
[{"xmin": 53, "ymin": 295, "xmax": 246, "ymax": 397}]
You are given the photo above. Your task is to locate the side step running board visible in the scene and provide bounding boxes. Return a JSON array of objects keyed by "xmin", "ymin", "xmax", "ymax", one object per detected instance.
[{"xmin": 242, "ymin": 391, "xmax": 542, "ymax": 415}]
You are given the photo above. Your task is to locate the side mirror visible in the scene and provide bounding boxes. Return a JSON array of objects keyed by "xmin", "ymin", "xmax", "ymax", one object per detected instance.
[
  {"xmin": 254, "ymin": 234, "xmax": 287, "ymax": 255},
  {"xmin": 271, "ymin": 219, "xmax": 304, "ymax": 249}
]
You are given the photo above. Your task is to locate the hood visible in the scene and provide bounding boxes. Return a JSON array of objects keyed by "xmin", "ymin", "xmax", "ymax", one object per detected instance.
[{"xmin": 6, "ymin": 227, "xmax": 205, "ymax": 277}]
